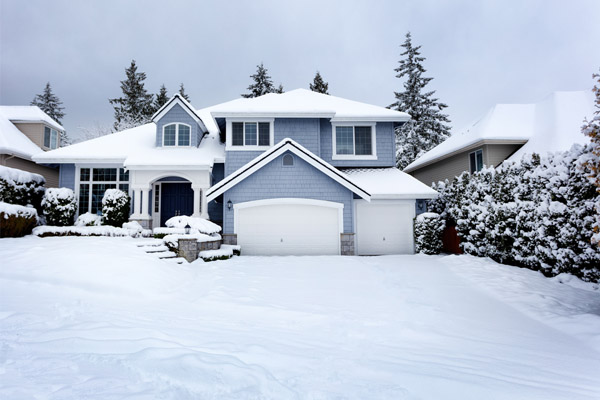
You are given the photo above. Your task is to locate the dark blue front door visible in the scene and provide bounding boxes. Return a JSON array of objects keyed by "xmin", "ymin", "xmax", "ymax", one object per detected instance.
[{"xmin": 160, "ymin": 183, "xmax": 194, "ymax": 226}]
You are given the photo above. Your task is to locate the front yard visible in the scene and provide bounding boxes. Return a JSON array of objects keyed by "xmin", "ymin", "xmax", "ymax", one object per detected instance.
[{"xmin": 1, "ymin": 236, "xmax": 599, "ymax": 399}]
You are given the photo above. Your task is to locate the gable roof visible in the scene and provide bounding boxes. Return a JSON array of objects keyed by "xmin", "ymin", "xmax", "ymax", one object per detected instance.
[
  {"xmin": 404, "ymin": 90, "xmax": 595, "ymax": 173},
  {"xmin": 206, "ymin": 138, "xmax": 372, "ymax": 202},
  {"xmin": 0, "ymin": 106, "xmax": 64, "ymax": 131},
  {"xmin": 0, "ymin": 108, "xmax": 46, "ymax": 160},
  {"xmin": 209, "ymin": 89, "xmax": 411, "ymax": 122},
  {"xmin": 151, "ymin": 94, "xmax": 208, "ymax": 132},
  {"xmin": 340, "ymin": 168, "xmax": 438, "ymax": 199}
]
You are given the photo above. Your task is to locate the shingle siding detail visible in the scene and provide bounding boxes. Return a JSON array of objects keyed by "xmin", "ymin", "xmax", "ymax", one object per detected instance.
[
  {"xmin": 59, "ymin": 163, "xmax": 76, "ymax": 190},
  {"xmin": 155, "ymin": 103, "xmax": 202, "ymax": 147},
  {"xmin": 274, "ymin": 118, "xmax": 320, "ymax": 155},
  {"xmin": 222, "ymin": 151, "xmax": 354, "ymax": 234}
]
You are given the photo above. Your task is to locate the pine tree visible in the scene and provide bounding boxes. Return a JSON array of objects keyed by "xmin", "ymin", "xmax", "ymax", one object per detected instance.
[
  {"xmin": 275, "ymin": 84, "xmax": 285, "ymax": 94},
  {"xmin": 391, "ymin": 32, "xmax": 451, "ymax": 170},
  {"xmin": 242, "ymin": 63, "xmax": 277, "ymax": 98},
  {"xmin": 178, "ymin": 83, "xmax": 190, "ymax": 101},
  {"xmin": 31, "ymin": 82, "xmax": 70, "ymax": 145},
  {"xmin": 310, "ymin": 71, "xmax": 329, "ymax": 94},
  {"xmin": 108, "ymin": 60, "xmax": 154, "ymax": 131},
  {"xmin": 154, "ymin": 84, "xmax": 169, "ymax": 111},
  {"xmin": 581, "ymin": 69, "xmax": 600, "ymax": 243}
]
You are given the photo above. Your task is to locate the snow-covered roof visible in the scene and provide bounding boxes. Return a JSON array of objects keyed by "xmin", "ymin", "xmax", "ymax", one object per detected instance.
[
  {"xmin": 341, "ymin": 168, "xmax": 438, "ymax": 199},
  {"xmin": 0, "ymin": 106, "xmax": 64, "ymax": 131},
  {"xmin": 404, "ymin": 90, "xmax": 595, "ymax": 172},
  {"xmin": 209, "ymin": 89, "xmax": 411, "ymax": 122},
  {"xmin": 0, "ymin": 109, "xmax": 45, "ymax": 160}
]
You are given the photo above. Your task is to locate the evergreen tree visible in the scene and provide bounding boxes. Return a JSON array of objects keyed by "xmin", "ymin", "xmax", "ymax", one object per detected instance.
[
  {"xmin": 242, "ymin": 63, "xmax": 277, "ymax": 98},
  {"xmin": 31, "ymin": 82, "xmax": 70, "ymax": 145},
  {"xmin": 154, "ymin": 84, "xmax": 169, "ymax": 111},
  {"xmin": 108, "ymin": 60, "xmax": 154, "ymax": 131},
  {"xmin": 275, "ymin": 84, "xmax": 285, "ymax": 94},
  {"xmin": 581, "ymin": 69, "xmax": 600, "ymax": 243},
  {"xmin": 310, "ymin": 71, "xmax": 329, "ymax": 94},
  {"xmin": 178, "ymin": 83, "xmax": 190, "ymax": 102},
  {"xmin": 391, "ymin": 32, "xmax": 451, "ymax": 170}
]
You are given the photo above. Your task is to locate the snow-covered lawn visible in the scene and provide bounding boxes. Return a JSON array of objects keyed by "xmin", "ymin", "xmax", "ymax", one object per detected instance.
[{"xmin": 1, "ymin": 237, "xmax": 599, "ymax": 399}]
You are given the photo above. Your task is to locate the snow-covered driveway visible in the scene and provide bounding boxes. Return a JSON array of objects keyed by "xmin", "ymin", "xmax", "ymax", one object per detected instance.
[{"xmin": 1, "ymin": 236, "xmax": 599, "ymax": 399}]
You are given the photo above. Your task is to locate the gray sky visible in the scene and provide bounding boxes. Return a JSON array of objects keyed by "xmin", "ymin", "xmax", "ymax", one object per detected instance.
[{"xmin": 1, "ymin": 0, "xmax": 599, "ymax": 141}]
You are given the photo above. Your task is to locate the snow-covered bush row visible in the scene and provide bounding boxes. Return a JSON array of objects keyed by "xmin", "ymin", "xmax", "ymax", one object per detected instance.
[
  {"xmin": 165, "ymin": 215, "xmax": 222, "ymax": 235},
  {"xmin": 199, "ymin": 247, "xmax": 234, "ymax": 262},
  {"xmin": 41, "ymin": 188, "xmax": 77, "ymax": 226},
  {"xmin": 0, "ymin": 165, "xmax": 45, "ymax": 210},
  {"xmin": 102, "ymin": 189, "xmax": 130, "ymax": 227},
  {"xmin": 414, "ymin": 212, "xmax": 445, "ymax": 254},
  {"xmin": 75, "ymin": 212, "xmax": 102, "ymax": 227},
  {"xmin": 0, "ymin": 201, "xmax": 38, "ymax": 237},
  {"xmin": 32, "ymin": 223, "xmax": 152, "ymax": 238},
  {"xmin": 429, "ymin": 144, "xmax": 600, "ymax": 282}
]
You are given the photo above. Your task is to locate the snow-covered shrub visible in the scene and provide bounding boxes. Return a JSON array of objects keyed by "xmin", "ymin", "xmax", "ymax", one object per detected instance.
[
  {"xmin": 102, "ymin": 189, "xmax": 130, "ymax": 227},
  {"xmin": 0, "ymin": 165, "xmax": 45, "ymax": 210},
  {"xmin": 0, "ymin": 201, "xmax": 38, "ymax": 237},
  {"xmin": 41, "ymin": 188, "xmax": 77, "ymax": 226},
  {"xmin": 75, "ymin": 212, "xmax": 102, "ymax": 227},
  {"xmin": 165, "ymin": 215, "xmax": 221, "ymax": 235},
  {"xmin": 199, "ymin": 247, "xmax": 233, "ymax": 262},
  {"xmin": 414, "ymin": 213, "xmax": 445, "ymax": 254}
]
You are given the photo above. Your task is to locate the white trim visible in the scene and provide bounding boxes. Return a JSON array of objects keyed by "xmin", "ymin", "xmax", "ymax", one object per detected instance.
[
  {"xmin": 225, "ymin": 118, "xmax": 274, "ymax": 151},
  {"xmin": 75, "ymin": 165, "xmax": 130, "ymax": 217},
  {"xmin": 151, "ymin": 95, "xmax": 207, "ymax": 132},
  {"xmin": 211, "ymin": 112, "xmax": 410, "ymax": 122},
  {"xmin": 331, "ymin": 122, "xmax": 377, "ymax": 160},
  {"xmin": 162, "ymin": 122, "xmax": 192, "ymax": 147},
  {"xmin": 206, "ymin": 138, "xmax": 371, "ymax": 202}
]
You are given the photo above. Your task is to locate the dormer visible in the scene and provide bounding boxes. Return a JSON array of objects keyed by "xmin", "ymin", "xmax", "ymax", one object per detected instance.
[{"xmin": 151, "ymin": 94, "xmax": 208, "ymax": 147}]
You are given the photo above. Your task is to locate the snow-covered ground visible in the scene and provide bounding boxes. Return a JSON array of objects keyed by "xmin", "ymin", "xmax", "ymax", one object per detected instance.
[{"xmin": 1, "ymin": 236, "xmax": 599, "ymax": 399}]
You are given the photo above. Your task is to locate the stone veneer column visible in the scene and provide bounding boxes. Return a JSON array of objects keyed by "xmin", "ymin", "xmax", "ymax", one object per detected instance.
[{"xmin": 340, "ymin": 233, "xmax": 355, "ymax": 256}]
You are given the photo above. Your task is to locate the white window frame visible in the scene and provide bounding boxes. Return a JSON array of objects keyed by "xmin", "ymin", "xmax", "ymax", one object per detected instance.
[
  {"xmin": 162, "ymin": 123, "xmax": 192, "ymax": 147},
  {"xmin": 332, "ymin": 123, "xmax": 377, "ymax": 160},
  {"xmin": 75, "ymin": 165, "xmax": 130, "ymax": 216},
  {"xmin": 44, "ymin": 126, "xmax": 59, "ymax": 150},
  {"xmin": 225, "ymin": 118, "xmax": 274, "ymax": 151},
  {"xmin": 469, "ymin": 149, "xmax": 484, "ymax": 173}
]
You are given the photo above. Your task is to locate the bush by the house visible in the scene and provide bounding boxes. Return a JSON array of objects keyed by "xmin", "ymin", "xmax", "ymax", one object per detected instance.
[
  {"xmin": 101, "ymin": 189, "xmax": 130, "ymax": 227},
  {"xmin": 0, "ymin": 201, "xmax": 38, "ymax": 237},
  {"xmin": 430, "ymin": 144, "xmax": 600, "ymax": 282},
  {"xmin": 414, "ymin": 212, "xmax": 445, "ymax": 255},
  {"xmin": 0, "ymin": 165, "xmax": 45, "ymax": 211},
  {"xmin": 41, "ymin": 188, "xmax": 77, "ymax": 226},
  {"xmin": 75, "ymin": 212, "xmax": 102, "ymax": 227}
]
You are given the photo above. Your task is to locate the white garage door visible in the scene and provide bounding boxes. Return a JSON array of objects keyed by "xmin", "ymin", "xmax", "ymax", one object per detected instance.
[
  {"xmin": 235, "ymin": 199, "xmax": 342, "ymax": 255},
  {"xmin": 356, "ymin": 200, "xmax": 415, "ymax": 255}
]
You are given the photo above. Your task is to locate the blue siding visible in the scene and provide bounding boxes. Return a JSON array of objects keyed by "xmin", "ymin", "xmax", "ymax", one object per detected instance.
[
  {"xmin": 155, "ymin": 103, "xmax": 202, "ymax": 147},
  {"xmin": 319, "ymin": 120, "xmax": 396, "ymax": 167},
  {"xmin": 225, "ymin": 150, "xmax": 264, "ymax": 176},
  {"xmin": 208, "ymin": 163, "xmax": 224, "ymax": 223},
  {"xmin": 274, "ymin": 118, "xmax": 320, "ymax": 154},
  {"xmin": 58, "ymin": 164, "xmax": 75, "ymax": 189},
  {"xmin": 222, "ymin": 151, "xmax": 354, "ymax": 234}
]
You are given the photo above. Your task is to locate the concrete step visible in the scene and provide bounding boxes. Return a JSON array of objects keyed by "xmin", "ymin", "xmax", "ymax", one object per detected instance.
[
  {"xmin": 143, "ymin": 245, "xmax": 170, "ymax": 253},
  {"xmin": 135, "ymin": 239, "xmax": 164, "ymax": 247},
  {"xmin": 157, "ymin": 252, "xmax": 177, "ymax": 259}
]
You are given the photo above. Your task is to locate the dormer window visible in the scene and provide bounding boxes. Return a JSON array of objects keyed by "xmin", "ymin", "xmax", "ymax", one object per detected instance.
[
  {"xmin": 226, "ymin": 119, "xmax": 274, "ymax": 150},
  {"xmin": 163, "ymin": 123, "xmax": 191, "ymax": 147},
  {"xmin": 44, "ymin": 126, "xmax": 58, "ymax": 149},
  {"xmin": 332, "ymin": 123, "xmax": 377, "ymax": 160}
]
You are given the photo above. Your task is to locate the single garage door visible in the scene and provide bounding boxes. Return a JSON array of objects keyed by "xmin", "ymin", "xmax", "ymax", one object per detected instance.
[
  {"xmin": 235, "ymin": 199, "xmax": 342, "ymax": 255},
  {"xmin": 356, "ymin": 200, "xmax": 415, "ymax": 255}
]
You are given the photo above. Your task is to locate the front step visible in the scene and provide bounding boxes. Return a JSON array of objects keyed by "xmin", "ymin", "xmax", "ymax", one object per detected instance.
[{"xmin": 142, "ymin": 245, "xmax": 170, "ymax": 253}]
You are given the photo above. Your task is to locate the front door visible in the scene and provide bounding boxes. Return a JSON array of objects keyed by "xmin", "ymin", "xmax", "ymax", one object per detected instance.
[{"xmin": 160, "ymin": 183, "xmax": 194, "ymax": 226}]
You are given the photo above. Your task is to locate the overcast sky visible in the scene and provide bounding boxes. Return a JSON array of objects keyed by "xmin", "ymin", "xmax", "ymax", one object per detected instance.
[{"xmin": 1, "ymin": 0, "xmax": 599, "ymax": 140}]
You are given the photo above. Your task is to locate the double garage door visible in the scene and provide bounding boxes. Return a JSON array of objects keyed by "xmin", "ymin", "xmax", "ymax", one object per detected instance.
[{"xmin": 235, "ymin": 198, "xmax": 415, "ymax": 256}]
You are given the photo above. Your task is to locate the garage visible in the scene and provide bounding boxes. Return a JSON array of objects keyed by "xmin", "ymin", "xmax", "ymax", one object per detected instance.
[
  {"xmin": 355, "ymin": 200, "xmax": 415, "ymax": 255},
  {"xmin": 235, "ymin": 199, "xmax": 343, "ymax": 255}
]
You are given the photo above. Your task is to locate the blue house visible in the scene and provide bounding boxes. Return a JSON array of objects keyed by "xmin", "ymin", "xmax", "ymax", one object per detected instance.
[{"xmin": 34, "ymin": 89, "xmax": 437, "ymax": 255}]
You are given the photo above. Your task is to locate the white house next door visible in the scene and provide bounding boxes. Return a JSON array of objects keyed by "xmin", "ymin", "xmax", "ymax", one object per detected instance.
[{"xmin": 234, "ymin": 198, "xmax": 343, "ymax": 256}]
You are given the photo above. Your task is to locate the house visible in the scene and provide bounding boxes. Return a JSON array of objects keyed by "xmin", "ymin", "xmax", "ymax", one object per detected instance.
[
  {"xmin": 0, "ymin": 106, "xmax": 65, "ymax": 187},
  {"xmin": 34, "ymin": 89, "xmax": 437, "ymax": 255},
  {"xmin": 403, "ymin": 90, "xmax": 596, "ymax": 185}
]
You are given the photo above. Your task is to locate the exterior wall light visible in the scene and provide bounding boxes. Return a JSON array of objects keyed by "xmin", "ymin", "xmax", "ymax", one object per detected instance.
[
  {"xmin": 184, "ymin": 224, "xmax": 191, "ymax": 235},
  {"xmin": 227, "ymin": 199, "xmax": 233, "ymax": 210}
]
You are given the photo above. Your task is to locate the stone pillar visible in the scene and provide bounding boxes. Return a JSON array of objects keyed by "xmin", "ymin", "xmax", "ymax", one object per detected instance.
[
  {"xmin": 222, "ymin": 234, "xmax": 238, "ymax": 245},
  {"xmin": 192, "ymin": 187, "xmax": 201, "ymax": 217},
  {"xmin": 178, "ymin": 238, "xmax": 198, "ymax": 262},
  {"xmin": 340, "ymin": 233, "xmax": 355, "ymax": 256}
]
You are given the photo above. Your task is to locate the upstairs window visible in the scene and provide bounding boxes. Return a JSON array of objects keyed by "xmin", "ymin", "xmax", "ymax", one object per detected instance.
[
  {"xmin": 44, "ymin": 126, "xmax": 58, "ymax": 149},
  {"xmin": 163, "ymin": 123, "xmax": 192, "ymax": 147},
  {"xmin": 231, "ymin": 121, "xmax": 271, "ymax": 147},
  {"xmin": 333, "ymin": 124, "xmax": 376, "ymax": 159},
  {"xmin": 469, "ymin": 149, "xmax": 484, "ymax": 173}
]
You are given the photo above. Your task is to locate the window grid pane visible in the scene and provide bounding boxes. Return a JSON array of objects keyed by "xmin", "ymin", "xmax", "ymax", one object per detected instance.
[
  {"xmin": 470, "ymin": 152, "xmax": 476, "ymax": 173},
  {"xmin": 79, "ymin": 184, "xmax": 90, "ymax": 214},
  {"xmin": 336, "ymin": 126, "xmax": 354, "ymax": 155},
  {"xmin": 178, "ymin": 125, "xmax": 190, "ymax": 146},
  {"xmin": 50, "ymin": 130, "xmax": 57, "ymax": 149},
  {"xmin": 354, "ymin": 126, "xmax": 372, "ymax": 155},
  {"xmin": 91, "ymin": 183, "xmax": 116, "ymax": 214},
  {"xmin": 232, "ymin": 122, "xmax": 244, "ymax": 146},
  {"xmin": 80, "ymin": 168, "xmax": 90, "ymax": 182},
  {"xmin": 245, "ymin": 122, "xmax": 257, "ymax": 145},
  {"xmin": 118, "ymin": 183, "xmax": 129, "ymax": 193},
  {"xmin": 93, "ymin": 168, "xmax": 117, "ymax": 182},
  {"xmin": 258, "ymin": 123, "xmax": 270, "ymax": 146},
  {"xmin": 44, "ymin": 127, "xmax": 51, "ymax": 147},
  {"xmin": 476, "ymin": 150, "xmax": 483, "ymax": 171},
  {"xmin": 164, "ymin": 124, "xmax": 176, "ymax": 146},
  {"xmin": 154, "ymin": 185, "xmax": 160, "ymax": 212}
]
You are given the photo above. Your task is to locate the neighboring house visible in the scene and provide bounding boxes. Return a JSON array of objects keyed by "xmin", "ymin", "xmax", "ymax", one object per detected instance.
[
  {"xmin": 404, "ymin": 90, "xmax": 596, "ymax": 186},
  {"xmin": 34, "ymin": 90, "xmax": 437, "ymax": 256},
  {"xmin": 0, "ymin": 106, "xmax": 65, "ymax": 187}
]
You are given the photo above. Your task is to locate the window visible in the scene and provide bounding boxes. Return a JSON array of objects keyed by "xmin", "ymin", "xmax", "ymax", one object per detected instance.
[
  {"xmin": 282, "ymin": 154, "xmax": 294, "ymax": 166},
  {"xmin": 78, "ymin": 167, "xmax": 130, "ymax": 214},
  {"xmin": 333, "ymin": 125, "xmax": 375, "ymax": 158},
  {"xmin": 163, "ymin": 123, "xmax": 192, "ymax": 147},
  {"xmin": 44, "ymin": 126, "xmax": 59, "ymax": 149},
  {"xmin": 469, "ymin": 149, "xmax": 484, "ymax": 173},
  {"xmin": 230, "ymin": 121, "xmax": 272, "ymax": 148}
]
